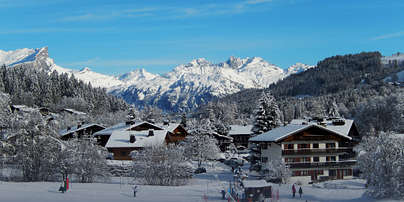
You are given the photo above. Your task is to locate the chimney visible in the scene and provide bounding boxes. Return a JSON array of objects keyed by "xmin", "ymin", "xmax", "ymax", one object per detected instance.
[
  {"xmin": 148, "ymin": 130, "xmax": 154, "ymax": 137},
  {"xmin": 129, "ymin": 135, "xmax": 136, "ymax": 143}
]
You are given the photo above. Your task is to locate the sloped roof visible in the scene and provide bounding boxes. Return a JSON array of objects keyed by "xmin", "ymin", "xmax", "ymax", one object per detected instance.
[
  {"xmin": 160, "ymin": 123, "xmax": 181, "ymax": 133},
  {"xmin": 93, "ymin": 121, "xmax": 164, "ymax": 136},
  {"xmin": 105, "ymin": 130, "xmax": 168, "ymax": 148},
  {"xmin": 93, "ymin": 122, "xmax": 132, "ymax": 136},
  {"xmin": 59, "ymin": 123, "xmax": 105, "ymax": 137},
  {"xmin": 229, "ymin": 125, "xmax": 253, "ymax": 136},
  {"xmin": 243, "ymin": 180, "xmax": 272, "ymax": 188},
  {"xmin": 249, "ymin": 119, "xmax": 353, "ymax": 142},
  {"xmin": 249, "ymin": 124, "xmax": 308, "ymax": 142},
  {"xmin": 62, "ymin": 108, "xmax": 87, "ymax": 115}
]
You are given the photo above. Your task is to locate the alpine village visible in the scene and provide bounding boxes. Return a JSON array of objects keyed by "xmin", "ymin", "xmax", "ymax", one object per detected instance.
[{"xmin": 1, "ymin": 2, "xmax": 404, "ymax": 202}]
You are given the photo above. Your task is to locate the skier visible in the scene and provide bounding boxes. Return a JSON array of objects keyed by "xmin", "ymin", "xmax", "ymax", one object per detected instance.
[
  {"xmin": 221, "ymin": 190, "xmax": 226, "ymax": 200},
  {"xmin": 133, "ymin": 185, "xmax": 138, "ymax": 197},
  {"xmin": 299, "ymin": 186, "xmax": 303, "ymax": 198},
  {"xmin": 292, "ymin": 184, "xmax": 296, "ymax": 198}
]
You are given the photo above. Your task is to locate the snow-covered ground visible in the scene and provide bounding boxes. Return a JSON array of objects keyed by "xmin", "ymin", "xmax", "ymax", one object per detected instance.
[{"xmin": 0, "ymin": 162, "xmax": 401, "ymax": 202}]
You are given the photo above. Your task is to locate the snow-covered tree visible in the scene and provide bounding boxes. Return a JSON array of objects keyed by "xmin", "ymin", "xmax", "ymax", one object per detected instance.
[
  {"xmin": 252, "ymin": 91, "xmax": 282, "ymax": 135},
  {"xmin": 327, "ymin": 101, "xmax": 340, "ymax": 118},
  {"xmin": 12, "ymin": 112, "xmax": 61, "ymax": 181},
  {"xmin": 71, "ymin": 135, "xmax": 110, "ymax": 183},
  {"xmin": 264, "ymin": 158, "xmax": 291, "ymax": 184},
  {"xmin": 182, "ymin": 132, "xmax": 220, "ymax": 168},
  {"xmin": 131, "ymin": 145, "xmax": 192, "ymax": 186},
  {"xmin": 357, "ymin": 132, "xmax": 404, "ymax": 199}
]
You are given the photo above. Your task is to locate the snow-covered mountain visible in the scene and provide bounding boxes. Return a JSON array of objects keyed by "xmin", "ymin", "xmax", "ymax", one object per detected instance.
[
  {"xmin": 0, "ymin": 47, "xmax": 314, "ymax": 111},
  {"xmin": 285, "ymin": 63, "xmax": 315, "ymax": 77}
]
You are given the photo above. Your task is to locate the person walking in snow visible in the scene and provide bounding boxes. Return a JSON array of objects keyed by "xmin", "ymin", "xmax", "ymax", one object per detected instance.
[
  {"xmin": 133, "ymin": 185, "xmax": 138, "ymax": 197},
  {"xmin": 299, "ymin": 186, "xmax": 303, "ymax": 198},
  {"xmin": 292, "ymin": 184, "xmax": 296, "ymax": 198}
]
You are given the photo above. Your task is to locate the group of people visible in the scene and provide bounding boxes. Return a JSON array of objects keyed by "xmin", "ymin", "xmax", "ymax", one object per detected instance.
[{"xmin": 292, "ymin": 184, "xmax": 303, "ymax": 198}]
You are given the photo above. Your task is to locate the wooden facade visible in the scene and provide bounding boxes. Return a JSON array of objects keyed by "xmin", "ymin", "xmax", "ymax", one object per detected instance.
[
  {"xmin": 249, "ymin": 119, "xmax": 360, "ymax": 183},
  {"xmin": 165, "ymin": 125, "xmax": 188, "ymax": 143},
  {"xmin": 106, "ymin": 122, "xmax": 189, "ymax": 160}
]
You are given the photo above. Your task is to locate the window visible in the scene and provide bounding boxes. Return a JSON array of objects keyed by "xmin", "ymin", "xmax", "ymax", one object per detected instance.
[
  {"xmin": 303, "ymin": 157, "xmax": 311, "ymax": 162},
  {"xmin": 344, "ymin": 169, "xmax": 352, "ymax": 176},
  {"xmin": 313, "ymin": 157, "xmax": 320, "ymax": 162},
  {"xmin": 326, "ymin": 143, "xmax": 336, "ymax": 148},
  {"xmin": 293, "ymin": 171, "xmax": 301, "ymax": 176},
  {"xmin": 312, "ymin": 143, "xmax": 319, "ymax": 148},
  {"xmin": 298, "ymin": 144, "xmax": 310, "ymax": 149},
  {"xmin": 261, "ymin": 143, "xmax": 268, "ymax": 150},
  {"xmin": 326, "ymin": 156, "xmax": 336, "ymax": 162},
  {"xmin": 120, "ymin": 151, "xmax": 128, "ymax": 156},
  {"xmin": 284, "ymin": 144, "xmax": 294, "ymax": 150},
  {"xmin": 329, "ymin": 169, "xmax": 336, "ymax": 176},
  {"xmin": 285, "ymin": 158, "xmax": 295, "ymax": 163}
]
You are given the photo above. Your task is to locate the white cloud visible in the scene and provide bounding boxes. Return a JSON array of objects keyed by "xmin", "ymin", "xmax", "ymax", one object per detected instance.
[
  {"xmin": 372, "ymin": 31, "xmax": 404, "ymax": 40},
  {"xmin": 56, "ymin": 1, "xmax": 274, "ymax": 22}
]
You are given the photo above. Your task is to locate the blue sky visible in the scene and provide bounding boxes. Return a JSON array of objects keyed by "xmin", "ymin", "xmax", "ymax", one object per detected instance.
[{"xmin": 0, "ymin": 0, "xmax": 403, "ymax": 75}]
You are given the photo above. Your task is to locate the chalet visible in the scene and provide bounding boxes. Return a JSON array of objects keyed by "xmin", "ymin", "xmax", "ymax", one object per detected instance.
[
  {"xmin": 59, "ymin": 123, "xmax": 105, "ymax": 141},
  {"xmin": 212, "ymin": 133, "xmax": 233, "ymax": 151},
  {"xmin": 99, "ymin": 121, "xmax": 188, "ymax": 160},
  {"xmin": 249, "ymin": 118, "xmax": 360, "ymax": 183},
  {"xmin": 229, "ymin": 125, "xmax": 253, "ymax": 148}
]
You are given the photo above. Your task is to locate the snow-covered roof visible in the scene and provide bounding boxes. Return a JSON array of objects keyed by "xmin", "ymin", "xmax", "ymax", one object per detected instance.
[
  {"xmin": 11, "ymin": 105, "xmax": 37, "ymax": 113},
  {"xmin": 243, "ymin": 180, "xmax": 272, "ymax": 188},
  {"xmin": 94, "ymin": 121, "xmax": 165, "ymax": 136},
  {"xmin": 229, "ymin": 125, "xmax": 253, "ymax": 136},
  {"xmin": 62, "ymin": 108, "xmax": 86, "ymax": 115},
  {"xmin": 59, "ymin": 123, "xmax": 105, "ymax": 137},
  {"xmin": 249, "ymin": 118, "xmax": 353, "ymax": 142},
  {"xmin": 160, "ymin": 123, "xmax": 181, "ymax": 133},
  {"xmin": 105, "ymin": 130, "xmax": 168, "ymax": 148},
  {"xmin": 93, "ymin": 122, "xmax": 132, "ymax": 136}
]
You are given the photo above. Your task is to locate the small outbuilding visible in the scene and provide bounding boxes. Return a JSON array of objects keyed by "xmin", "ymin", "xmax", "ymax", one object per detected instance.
[{"xmin": 242, "ymin": 180, "xmax": 272, "ymax": 201}]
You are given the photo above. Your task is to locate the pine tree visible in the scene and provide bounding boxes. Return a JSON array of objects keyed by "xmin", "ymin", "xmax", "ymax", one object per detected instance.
[{"xmin": 252, "ymin": 91, "xmax": 282, "ymax": 135}]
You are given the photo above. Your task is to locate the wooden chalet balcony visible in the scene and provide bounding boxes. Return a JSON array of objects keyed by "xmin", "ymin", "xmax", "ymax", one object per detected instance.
[
  {"xmin": 282, "ymin": 147, "xmax": 353, "ymax": 156},
  {"xmin": 286, "ymin": 160, "xmax": 356, "ymax": 169}
]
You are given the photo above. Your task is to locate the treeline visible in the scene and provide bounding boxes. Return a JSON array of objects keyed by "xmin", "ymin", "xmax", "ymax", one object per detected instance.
[
  {"xmin": 269, "ymin": 52, "xmax": 400, "ymax": 97},
  {"xmin": 0, "ymin": 64, "xmax": 128, "ymax": 114},
  {"xmin": 203, "ymin": 52, "xmax": 404, "ymax": 136}
]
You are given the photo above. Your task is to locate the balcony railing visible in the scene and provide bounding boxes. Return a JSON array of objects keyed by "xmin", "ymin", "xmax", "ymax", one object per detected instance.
[
  {"xmin": 286, "ymin": 160, "xmax": 356, "ymax": 169},
  {"xmin": 282, "ymin": 147, "xmax": 353, "ymax": 156}
]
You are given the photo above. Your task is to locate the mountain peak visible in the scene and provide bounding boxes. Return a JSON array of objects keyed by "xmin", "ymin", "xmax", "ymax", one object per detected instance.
[
  {"xmin": 80, "ymin": 67, "xmax": 91, "ymax": 72},
  {"xmin": 118, "ymin": 68, "xmax": 156, "ymax": 82},
  {"xmin": 286, "ymin": 63, "xmax": 315, "ymax": 76},
  {"xmin": 188, "ymin": 58, "xmax": 210, "ymax": 66}
]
